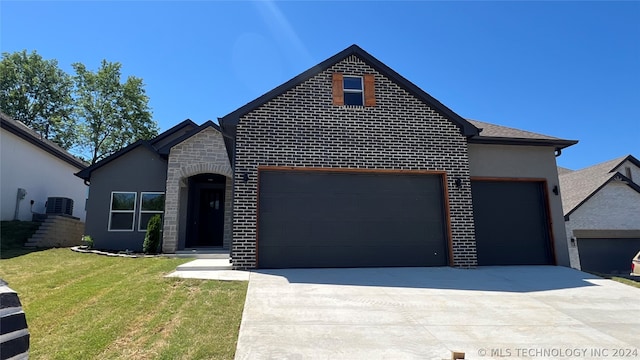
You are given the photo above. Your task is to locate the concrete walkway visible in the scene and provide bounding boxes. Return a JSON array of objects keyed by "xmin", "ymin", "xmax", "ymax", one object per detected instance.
[
  {"xmin": 235, "ymin": 266, "xmax": 640, "ymax": 360},
  {"xmin": 165, "ymin": 259, "xmax": 250, "ymax": 281}
]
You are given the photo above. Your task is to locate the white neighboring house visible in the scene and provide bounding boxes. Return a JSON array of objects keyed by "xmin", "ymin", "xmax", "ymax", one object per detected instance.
[
  {"xmin": 559, "ymin": 155, "xmax": 640, "ymax": 274},
  {"xmin": 0, "ymin": 112, "xmax": 88, "ymax": 222}
]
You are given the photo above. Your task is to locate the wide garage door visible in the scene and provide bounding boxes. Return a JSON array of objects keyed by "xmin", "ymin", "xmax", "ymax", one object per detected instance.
[
  {"xmin": 578, "ymin": 238, "xmax": 640, "ymax": 274},
  {"xmin": 471, "ymin": 180, "xmax": 553, "ymax": 266},
  {"xmin": 257, "ymin": 170, "xmax": 448, "ymax": 268}
]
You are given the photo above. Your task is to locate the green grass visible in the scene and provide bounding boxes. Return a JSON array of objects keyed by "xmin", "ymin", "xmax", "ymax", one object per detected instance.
[
  {"xmin": 0, "ymin": 248, "xmax": 248, "ymax": 359},
  {"xmin": 590, "ymin": 271, "xmax": 640, "ymax": 289},
  {"xmin": 1, "ymin": 220, "xmax": 42, "ymax": 258}
]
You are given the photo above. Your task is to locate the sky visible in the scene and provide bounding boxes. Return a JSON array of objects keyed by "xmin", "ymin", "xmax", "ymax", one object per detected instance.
[{"xmin": 1, "ymin": 1, "xmax": 638, "ymax": 170}]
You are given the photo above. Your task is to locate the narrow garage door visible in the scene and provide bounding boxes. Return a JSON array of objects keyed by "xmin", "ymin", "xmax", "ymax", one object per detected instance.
[
  {"xmin": 578, "ymin": 238, "xmax": 640, "ymax": 274},
  {"xmin": 471, "ymin": 180, "xmax": 553, "ymax": 266},
  {"xmin": 257, "ymin": 170, "xmax": 448, "ymax": 268}
]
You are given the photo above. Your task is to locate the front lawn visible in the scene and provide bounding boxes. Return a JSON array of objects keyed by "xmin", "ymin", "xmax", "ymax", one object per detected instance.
[
  {"xmin": 1, "ymin": 220, "xmax": 41, "ymax": 258},
  {"xmin": 0, "ymin": 249, "xmax": 248, "ymax": 359}
]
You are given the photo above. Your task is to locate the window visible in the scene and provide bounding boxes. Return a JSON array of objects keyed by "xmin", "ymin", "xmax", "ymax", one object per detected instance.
[
  {"xmin": 332, "ymin": 73, "xmax": 376, "ymax": 106},
  {"xmin": 343, "ymin": 76, "xmax": 364, "ymax": 106},
  {"xmin": 625, "ymin": 166, "xmax": 633, "ymax": 180},
  {"xmin": 109, "ymin": 192, "xmax": 136, "ymax": 231},
  {"xmin": 138, "ymin": 192, "xmax": 165, "ymax": 231}
]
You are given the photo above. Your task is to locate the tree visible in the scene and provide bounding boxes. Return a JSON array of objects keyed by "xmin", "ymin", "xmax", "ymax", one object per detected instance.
[
  {"xmin": 72, "ymin": 60, "xmax": 158, "ymax": 164},
  {"xmin": 0, "ymin": 50, "xmax": 76, "ymax": 148}
]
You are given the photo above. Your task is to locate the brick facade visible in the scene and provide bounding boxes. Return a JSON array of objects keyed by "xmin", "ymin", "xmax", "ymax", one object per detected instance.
[
  {"xmin": 162, "ymin": 127, "xmax": 233, "ymax": 253},
  {"xmin": 232, "ymin": 55, "xmax": 477, "ymax": 269}
]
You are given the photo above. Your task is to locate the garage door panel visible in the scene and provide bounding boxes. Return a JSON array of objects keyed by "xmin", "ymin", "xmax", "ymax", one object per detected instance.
[
  {"xmin": 472, "ymin": 180, "xmax": 553, "ymax": 266},
  {"xmin": 258, "ymin": 170, "xmax": 447, "ymax": 268},
  {"xmin": 258, "ymin": 243, "xmax": 446, "ymax": 269},
  {"xmin": 578, "ymin": 238, "xmax": 640, "ymax": 274}
]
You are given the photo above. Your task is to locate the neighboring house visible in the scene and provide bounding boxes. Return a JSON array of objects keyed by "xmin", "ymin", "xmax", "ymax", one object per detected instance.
[
  {"xmin": 77, "ymin": 45, "xmax": 578, "ymax": 270},
  {"xmin": 0, "ymin": 112, "xmax": 88, "ymax": 222},
  {"xmin": 559, "ymin": 155, "xmax": 640, "ymax": 274}
]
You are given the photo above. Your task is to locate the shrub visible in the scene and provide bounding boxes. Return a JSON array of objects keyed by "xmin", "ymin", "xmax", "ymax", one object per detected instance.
[
  {"xmin": 81, "ymin": 235, "xmax": 93, "ymax": 249},
  {"xmin": 143, "ymin": 215, "xmax": 162, "ymax": 254}
]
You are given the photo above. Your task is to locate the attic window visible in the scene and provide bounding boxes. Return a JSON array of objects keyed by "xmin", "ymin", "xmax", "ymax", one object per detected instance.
[
  {"xmin": 332, "ymin": 73, "xmax": 376, "ymax": 106},
  {"xmin": 344, "ymin": 76, "xmax": 364, "ymax": 106},
  {"xmin": 625, "ymin": 166, "xmax": 632, "ymax": 180}
]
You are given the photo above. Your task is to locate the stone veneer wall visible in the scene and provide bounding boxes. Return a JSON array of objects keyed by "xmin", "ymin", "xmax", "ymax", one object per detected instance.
[
  {"xmin": 25, "ymin": 215, "xmax": 84, "ymax": 248},
  {"xmin": 162, "ymin": 127, "xmax": 233, "ymax": 253},
  {"xmin": 232, "ymin": 55, "xmax": 477, "ymax": 269}
]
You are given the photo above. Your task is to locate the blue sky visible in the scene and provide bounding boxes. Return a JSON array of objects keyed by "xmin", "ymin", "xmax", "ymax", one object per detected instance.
[{"xmin": 1, "ymin": 1, "xmax": 638, "ymax": 170}]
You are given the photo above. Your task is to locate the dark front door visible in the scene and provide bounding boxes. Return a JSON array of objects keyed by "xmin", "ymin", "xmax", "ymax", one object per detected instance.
[
  {"xmin": 186, "ymin": 174, "xmax": 226, "ymax": 248},
  {"xmin": 257, "ymin": 169, "xmax": 449, "ymax": 269},
  {"xmin": 195, "ymin": 188, "xmax": 224, "ymax": 247}
]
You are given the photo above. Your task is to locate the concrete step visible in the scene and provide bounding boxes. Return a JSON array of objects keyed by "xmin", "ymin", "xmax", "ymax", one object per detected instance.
[
  {"xmin": 176, "ymin": 259, "xmax": 233, "ymax": 271},
  {"xmin": 24, "ymin": 242, "xmax": 39, "ymax": 248},
  {"xmin": 173, "ymin": 250, "xmax": 230, "ymax": 259}
]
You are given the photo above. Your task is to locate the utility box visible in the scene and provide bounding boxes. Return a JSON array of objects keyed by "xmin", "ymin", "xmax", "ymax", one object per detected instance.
[{"xmin": 46, "ymin": 197, "xmax": 74, "ymax": 216}]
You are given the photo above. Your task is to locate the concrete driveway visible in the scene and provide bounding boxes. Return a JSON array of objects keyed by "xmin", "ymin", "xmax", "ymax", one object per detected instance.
[{"xmin": 235, "ymin": 266, "xmax": 640, "ymax": 360}]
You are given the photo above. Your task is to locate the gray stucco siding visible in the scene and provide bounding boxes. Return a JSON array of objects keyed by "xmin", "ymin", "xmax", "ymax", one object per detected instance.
[
  {"xmin": 467, "ymin": 143, "xmax": 570, "ymax": 266},
  {"xmin": 84, "ymin": 146, "xmax": 168, "ymax": 252}
]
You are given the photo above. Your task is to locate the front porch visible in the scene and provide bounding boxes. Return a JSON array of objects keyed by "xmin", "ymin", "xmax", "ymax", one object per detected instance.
[{"xmin": 161, "ymin": 126, "xmax": 233, "ymax": 253}]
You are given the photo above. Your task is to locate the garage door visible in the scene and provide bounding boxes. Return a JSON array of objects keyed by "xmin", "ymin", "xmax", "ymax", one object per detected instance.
[
  {"xmin": 257, "ymin": 170, "xmax": 448, "ymax": 268},
  {"xmin": 471, "ymin": 180, "xmax": 553, "ymax": 266},
  {"xmin": 578, "ymin": 238, "xmax": 640, "ymax": 274}
]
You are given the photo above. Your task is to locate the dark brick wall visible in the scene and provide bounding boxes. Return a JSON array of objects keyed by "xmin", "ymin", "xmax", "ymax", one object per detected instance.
[{"xmin": 232, "ymin": 55, "xmax": 477, "ymax": 269}]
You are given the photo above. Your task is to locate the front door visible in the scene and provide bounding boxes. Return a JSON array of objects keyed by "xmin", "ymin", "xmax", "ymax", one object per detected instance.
[
  {"xmin": 186, "ymin": 179, "xmax": 225, "ymax": 248},
  {"xmin": 196, "ymin": 188, "xmax": 224, "ymax": 246}
]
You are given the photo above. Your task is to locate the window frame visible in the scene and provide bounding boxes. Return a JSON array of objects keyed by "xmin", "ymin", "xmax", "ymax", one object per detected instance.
[
  {"xmin": 138, "ymin": 192, "xmax": 165, "ymax": 232},
  {"xmin": 343, "ymin": 75, "xmax": 364, "ymax": 106},
  {"xmin": 108, "ymin": 191, "xmax": 137, "ymax": 232}
]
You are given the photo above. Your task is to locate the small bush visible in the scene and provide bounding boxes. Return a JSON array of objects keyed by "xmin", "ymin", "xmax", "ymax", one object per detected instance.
[
  {"xmin": 81, "ymin": 235, "xmax": 94, "ymax": 249},
  {"xmin": 143, "ymin": 215, "xmax": 162, "ymax": 254}
]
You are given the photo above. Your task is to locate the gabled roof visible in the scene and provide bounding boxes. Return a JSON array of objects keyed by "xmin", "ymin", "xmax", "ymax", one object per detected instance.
[
  {"xmin": 467, "ymin": 119, "xmax": 578, "ymax": 150},
  {"xmin": 75, "ymin": 119, "xmax": 233, "ymax": 181},
  {"xmin": 557, "ymin": 166, "xmax": 573, "ymax": 175},
  {"xmin": 559, "ymin": 155, "xmax": 640, "ymax": 216},
  {"xmin": 75, "ymin": 119, "xmax": 202, "ymax": 181},
  {"xmin": 0, "ymin": 111, "xmax": 87, "ymax": 170},
  {"xmin": 74, "ymin": 140, "xmax": 158, "ymax": 181},
  {"xmin": 157, "ymin": 120, "xmax": 225, "ymax": 155},
  {"xmin": 150, "ymin": 119, "xmax": 197, "ymax": 146},
  {"xmin": 218, "ymin": 44, "xmax": 480, "ymax": 137}
]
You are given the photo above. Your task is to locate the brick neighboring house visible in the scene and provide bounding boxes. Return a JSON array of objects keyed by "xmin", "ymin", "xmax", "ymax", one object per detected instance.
[
  {"xmin": 559, "ymin": 155, "xmax": 640, "ymax": 274},
  {"xmin": 77, "ymin": 45, "xmax": 578, "ymax": 269}
]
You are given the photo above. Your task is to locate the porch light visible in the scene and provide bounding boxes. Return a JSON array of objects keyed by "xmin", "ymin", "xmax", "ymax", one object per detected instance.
[{"xmin": 242, "ymin": 172, "xmax": 249, "ymax": 183}]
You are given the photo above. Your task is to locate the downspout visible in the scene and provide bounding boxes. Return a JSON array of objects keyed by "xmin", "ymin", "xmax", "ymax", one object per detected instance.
[{"xmin": 555, "ymin": 148, "xmax": 562, "ymax": 157}]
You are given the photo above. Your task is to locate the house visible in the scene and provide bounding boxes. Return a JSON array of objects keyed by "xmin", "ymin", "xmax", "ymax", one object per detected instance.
[
  {"xmin": 77, "ymin": 45, "xmax": 578, "ymax": 269},
  {"xmin": 0, "ymin": 112, "xmax": 88, "ymax": 222},
  {"xmin": 559, "ymin": 155, "xmax": 640, "ymax": 274}
]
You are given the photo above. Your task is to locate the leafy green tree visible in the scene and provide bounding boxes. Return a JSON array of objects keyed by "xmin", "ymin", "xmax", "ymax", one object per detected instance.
[
  {"xmin": 0, "ymin": 50, "xmax": 76, "ymax": 148},
  {"xmin": 72, "ymin": 60, "xmax": 158, "ymax": 164}
]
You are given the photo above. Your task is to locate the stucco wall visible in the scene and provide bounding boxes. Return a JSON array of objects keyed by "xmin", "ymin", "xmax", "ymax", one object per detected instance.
[
  {"xmin": 468, "ymin": 143, "xmax": 570, "ymax": 266},
  {"xmin": 84, "ymin": 146, "xmax": 167, "ymax": 251},
  {"xmin": 565, "ymin": 181, "xmax": 640, "ymax": 268},
  {"xmin": 0, "ymin": 128, "xmax": 88, "ymax": 221}
]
